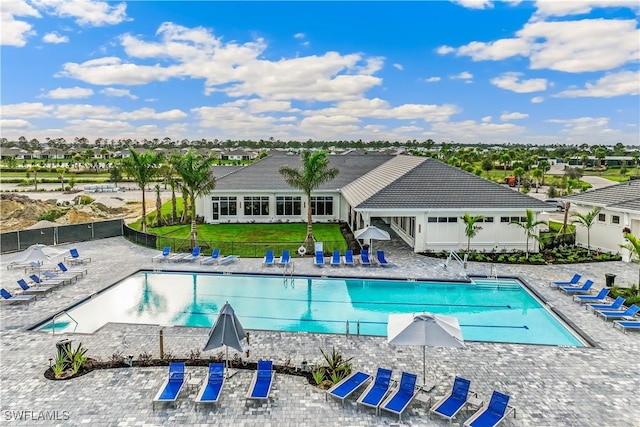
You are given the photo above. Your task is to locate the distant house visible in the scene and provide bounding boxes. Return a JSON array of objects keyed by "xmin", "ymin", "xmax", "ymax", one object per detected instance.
[
  {"xmin": 219, "ymin": 150, "xmax": 257, "ymax": 161},
  {"xmin": 564, "ymin": 180, "xmax": 640, "ymax": 262},
  {"xmin": 0, "ymin": 146, "xmax": 29, "ymax": 160},
  {"xmin": 196, "ymin": 154, "xmax": 551, "ymax": 253}
]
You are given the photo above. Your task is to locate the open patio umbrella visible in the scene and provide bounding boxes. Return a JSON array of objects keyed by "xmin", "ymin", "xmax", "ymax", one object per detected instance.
[
  {"xmin": 203, "ymin": 301, "xmax": 247, "ymax": 376},
  {"xmin": 353, "ymin": 225, "xmax": 390, "ymax": 252},
  {"xmin": 387, "ymin": 312, "xmax": 465, "ymax": 388}
]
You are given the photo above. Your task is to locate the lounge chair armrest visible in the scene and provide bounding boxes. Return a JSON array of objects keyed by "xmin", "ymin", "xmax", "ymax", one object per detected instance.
[{"xmin": 507, "ymin": 405, "xmax": 517, "ymax": 418}]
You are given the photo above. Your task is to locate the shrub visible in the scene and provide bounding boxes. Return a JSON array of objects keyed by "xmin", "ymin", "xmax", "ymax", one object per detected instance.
[{"xmin": 38, "ymin": 209, "xmax": 66, "ymax": 222}]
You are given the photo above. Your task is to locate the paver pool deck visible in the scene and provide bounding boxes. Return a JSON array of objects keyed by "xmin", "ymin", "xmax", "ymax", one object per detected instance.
[{"xmin": 1, "ymin": 236, "xmax": 639, "ymax": 426}]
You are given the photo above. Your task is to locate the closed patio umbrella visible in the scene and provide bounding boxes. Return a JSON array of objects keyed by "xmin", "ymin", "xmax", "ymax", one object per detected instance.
[
  {"xmin": 203, "ymin": 301, "xmax": 247, "ymax": 376},
  {"xmin": 353, "ymin": 225, "xmax": 390, "ymax": 252},
  {"xmin": 387, "ymin": 312, "xmax": 465, "ymax": 388}
]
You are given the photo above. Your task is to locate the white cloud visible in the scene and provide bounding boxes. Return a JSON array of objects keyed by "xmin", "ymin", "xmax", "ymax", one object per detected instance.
[
  {"xmin": 294, "ymin": 33, "xmax": 305, "ymax": 39},
  {"xmin": 1, "ymin": 102, "xmax": 55, "ymax": 118},
  {"xmin": 481, "ymin": 116, "xmax": 492, "ymax": 123},
  {"xmin": 429, "ymin": 120, "xmax": 526, "ymax": 143},
  {"xmin": 531, "ymin": 96, "xmax": 544, "ymax": 103},
  {"xmin": 533, "ymin": 1, "xmax": 640, "ymax": 18},
  {"xmin": 543, "ymin": 116, "xmax": 632, "ymax": 143},
  {"xmin": 491, "ymin": 72, "xmax": 547, "ymax": 93},
  {"xmin": 117, "ymin": 108, "xmax": 187, "ymax": 121},
  {"xmin": 439, "ymin": 18, "xmax": 640, "ymax": 73},
  {"xmin": 43, "ymin": 86, "xmax": 94, "ymax": 99},
  {"xmin": 42, "ymin": 32, "xmax": 68, "ymax": 43},
  {"xmin": 100, "ymin": 87, "xmax": 138, "ymax": 99},
  {"xmin": 450, "ymin": 71, "xmax": 473, "ymax": 81},
  {"xmin": 32, "ymin": 0, "xmax": 129, "ymax": 26},
  {"xmin": 65, "ymin": 118, "xmax": 134, "ymax": 133},
  {"xmin": 55, "ymin": 104, "xmax": 117, "ymax": 118},
  {"xmin": 312, "ymin": 98, "xmax": 459, "ymax": 122},
  {"xmin": 1, "ymin": 0, "xmax": 40, "ymax": 47},
  {"xmin": 58, "ymin": 56, "xmax": 178, "ymax": 85},
  {"xmin": 0, "ymin": 119, "xmax": 31, "ymax": 129},
  {"xmin": 393, "ymin": 63, "xmax": 403, "ymax": 71},
  {"xmin": 424, "ymin": 77, "xmax": 441, "ymax": 83},
  {"xmin": 452, "ymin": 0, "xmax": 493, "ymax": 9},
  {"xmin": 501, "ymin": 111, "xmax": 529, "ymax": 121},
  {"xmin": 554, "ymin": 70, "xmax": 640, "ymax": 98}
]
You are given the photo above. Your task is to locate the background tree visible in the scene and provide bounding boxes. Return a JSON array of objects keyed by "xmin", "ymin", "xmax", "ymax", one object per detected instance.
[
  {"xmin": 481, "ymin": 157, "xmax": 494, "ymax": 177},
  {"xmin": 279, "ymin": 150, "xmax": 339, "ymax": 251},
  {"xmin": 154, "ymin": 184, "xmax": 163, "ymax": 227},
  {"xmin": 537, "ymin": 160, "xmax": 550, "ymax": 185},
  {"xmin": 29, "ymin": 164, "xmax": 41, "ymax": 191},
  {"xmin": 461, "ymin": 213, "xmax": 484, "ymax": 265},
  {"xmin": 513, "ymin": 166, "xmax": 526, "ymax": 192},
  {"xmin": 531, "ymin": 168, "xmax": 543, "ymax": 193},
  {"xmin": 56, "ymin": 167, "xmax": 66, "ymax": 191},
  {"xmin": 109, "ymin": 165, "xmax": 122, "ymax": 188},
  {"xmin": 571, "ymin": 207, "xmax": 601, "ymax": 254},
  {"xmin": 122, "ymin": 149, "xmax": 161, "ymax": 232},
  {"xmin": 510, "ymin": 209, "xmax": 547, "ymax": 259},
  {"xmin": 173, "ymin": 150, "xmax": 217, "ymax": 248}
]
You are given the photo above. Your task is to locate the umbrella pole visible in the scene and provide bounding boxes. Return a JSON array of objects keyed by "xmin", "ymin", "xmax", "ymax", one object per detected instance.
[
  {"xmin": 423, "ymin": 346, "xmax": 426, "ymax": 386},
  {"xmin": 226, "ymin": 346, "xmax": 229, "ymax": 378}
]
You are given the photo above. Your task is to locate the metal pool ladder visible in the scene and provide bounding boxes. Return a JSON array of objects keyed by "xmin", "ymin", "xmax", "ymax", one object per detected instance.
[{"xmin": 50, "ymin": 310, "xmax": 79, "ymax": 335}]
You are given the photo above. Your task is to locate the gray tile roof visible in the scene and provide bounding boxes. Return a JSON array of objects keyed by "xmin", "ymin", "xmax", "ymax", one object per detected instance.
[
  {"xmin": 356, "ymin": 158, "xmax": 551, "ymax": 210},
  {"xmin": 564, "ymin": 180, "xmax": 640, "ymax": 212},
  {"xmin": 213, "ymin": 153, "xmax": 394, "ymax": 191}
]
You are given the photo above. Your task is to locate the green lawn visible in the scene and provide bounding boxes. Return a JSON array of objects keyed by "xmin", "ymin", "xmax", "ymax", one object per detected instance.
[{"xmin": 141, "ymin": 222, "xmax": 348, "ymax": 257}]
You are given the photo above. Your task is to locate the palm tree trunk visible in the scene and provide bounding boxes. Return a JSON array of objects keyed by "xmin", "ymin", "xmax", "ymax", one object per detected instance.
[
  {"xmin": 304, "ymin": 194, "xmax": 315, "ymax": 250},
  {"xmin": 141, "ymin": 188, "xmax": 147, "ymax": 233},
  {"xmin": 190, "ymin": 194, "xmax": 197, "ymax": 248},
  {"xmin": 171, "ymin": 184, "xmax": 177, "ymax": 223}
]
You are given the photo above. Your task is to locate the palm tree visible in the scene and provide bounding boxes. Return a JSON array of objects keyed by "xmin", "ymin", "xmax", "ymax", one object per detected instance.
[
  {"xmin": 510, "ymin": 209, "xmax": 547, "ymax": 259},
  {"xmin": 29, "ymin": 164, "xmax": 41, "ymax": 191},
  {"xmin": 56, "ymin": 167, "xmax": 66, "ymax": 191},
  {"xmin": 531, "ymin": 168, "xmax": 543, "ymax": 193},
  {"xmin": 461, "ymin": 213, "xmax": 484, "ymax": 265},
  {"xmin": 122, "ymin": 149, "xmax": 161, "ymax": 232},
  {"xmin": 154, "ymin": 184, "xmax": 163, "ymax": 227},
  {"xmin": 621, "ymin": 231, "xmax": 640, "ymax": 292},
  {"xmin": 513, "ymin": 166, "xmax": 526, "ymax": 192},
  {"xmin": 571, "ymin": 207, "xmax": 601, "ymax": 254},
  {"xmin": 173, "ymin": 150, "xmax": 217, "ymax": 248},
  {"xmin": 279, "ymin": 150, "xmax": 339, "ymax": 250}
]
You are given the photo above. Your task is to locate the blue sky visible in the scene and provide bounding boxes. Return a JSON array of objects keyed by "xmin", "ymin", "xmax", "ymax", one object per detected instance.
[{"xmin": 1, "ymin": 0, "xmax": 639, "ymax": 145}]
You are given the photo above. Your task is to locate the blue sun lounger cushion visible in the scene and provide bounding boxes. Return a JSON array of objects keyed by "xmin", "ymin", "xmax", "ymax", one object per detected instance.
[
  {"xmin": 549, "ymin": 273, "xmax": 581, "ymax": 288},
  {"xmin": 1, "ymin": 288, "xmax": 36, "ymax": 304},
  {"xmin": 200, "ymin": 248, "xmax": 220, "ymax": 265},
  {"xmin": 356, "ymin": 367, "xmax": 393, "ymax": 414},
  {"xmin": 559, "ymin": 279, "xmax": 594, "ymax": 294},
  {"xmin": 380, "ymin": 371, "xmax": 420, "ymax": 421},
  {"xmin": 587, "ymin": 296, "xmax": 625, "ymax": 312},
  {"xmin": 573, "ymin": 288, "xmax": 609, "ymax": 304},
  {"xmin": 18, "ymin": 279, "xmax": 53, "ymax": 295},
  {"xmin": 429, "ymin": 376, "xmax": 472, "ymax": 425},
  {"xmin": 360, "ymin": 249, "xmax": 371, "ymax": 266},
  {"xmin": 463, "ymin": 390, "xmax": 515, "ymax": 427},
  {"xmin": 344, "ymin": 250, "xmax": 355, "ymax": 266},
  {"xmin": 596, "ymin": 304, "xmax": 639, "ymax": 321},
  {"xmin": 195, "ymin": 363, "xmax": 225, "ymax": 408},
  {"xmin": 278, "ymin": 249, "xmax": 290, "ymax": 265},
  {"xmin": 247, "ymin": 360, "xmax": 274, "ymax": 400},
  {"xmin": 263, "ymin": 249, "xmax": 275, "ymax": 266},
  {"xmin": 314, "ymin": 251, "xmax": 325, "ymax": 266},
  {"xmin": 326, "ymin": 371, "xmax": 372, "ymax": 406},
  {"xmin": 152, "ymin": 362, "xmax": 186, "ymax": 409},
  {"xmin": 330, "ymin": 250, "xmax": 342, "ymax": 266}
]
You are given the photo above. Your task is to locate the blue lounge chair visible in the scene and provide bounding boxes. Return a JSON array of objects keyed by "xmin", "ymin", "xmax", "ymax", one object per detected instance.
[
  {"xmin": 549, "ymin": 273, "xmax": 581, "ymax": 288},
  {"xmin": 18, "ymin": 279, "xmax": 53, "ymax": 295},
  {"xmin": 65, "ymin": 248, "xmax": 90, "ymax": 264},
  {"xmin": 43, "ymin": 270, "xmax": 76, "ymax": 284},
  {"xmin": 263, "ymin": 249, "xmax": 275, "ymax": 266},
  {"xmin": 429, "ymin": 376, "xmax": 472, "ymax": 425},
  {"xmin": 218, "ymin": 255, "xmax": 239, "ymax": 264},
  {"xmin": 246, "ymin": 360, "xmax": 274, "ymax": 401},
  {"xmin": 183, "ymin": 247, "xmax": 201, "ymax": 262},
  {"xmin": 375, "ymin": 250, "xmax": 390, "ymax": 267},
  {"xmin": 573, "ymin": 288, "xmax": 609, "ymax": 304},
  {"xmin": 314, "ymin": 251, "xmax": 325, "ymax": 266},
  {"xmin": 195, "ymin": 363, "xmax": 225, "ymax": 408},
  {"xmin": 57, "ymin": 262, "xmax": 86, "ymax": 277},
  {"xmin": 344, "ymin": 249, "xmax": 355, "ymax": 266},
  {"xmin": 587, "ymin": 296, "xmax": 625, "ymax": 312},
  {"xmin": 152, "ymin": 246, "xmax": 171, "ymax": 262},
  {"xmin": 463, "ymin": 390, "xmax": 515, "ymax": 427},
  {"xmin": 330, "ymin": 250, "xmax": 342, "ymax": 266},
  {"xmin": 613, "ymin": 320, "xmax": 640, "ymax": 334},
  {"xmin": 559, "ymin": 279, "xmax": 594, "ymax": 294},
  {"xmin": 356, "ymin": 367, "xmax": 393, "ymax": 414},
  {"xmin": 278, "ymin": 249, "xmax": 290, "ymax": 266},
  {"xmin": 1, "ymin": 288, "xmax": 36, "ymax": 304},
  {"xmin": 200, "ymin": 248, "xmax": 221, "ymax": 265},
  {"xmin": 168, "ymin": 251, "xmax": 189, "ymax": 262},
  {"xmin": 29, "ymin": 274, "xmax": 64, "ymax": 287},
  {"xmin": 153, "ymin": 362, "xmax": 186, "ymax": 409},
  {"xmin": 380, "ymin": 371, "xmax": 421, "ymax": 421},
  {"xmin": 360, "ymin": 249, "xmax": 371, "ymax": 266},
  {"xmin": 326, "ymin": 370, "xmax": 371, "ymax": 406},
  {"xmin": 595, "ymin": 304, "xmax": 640, "ymax": 321}
]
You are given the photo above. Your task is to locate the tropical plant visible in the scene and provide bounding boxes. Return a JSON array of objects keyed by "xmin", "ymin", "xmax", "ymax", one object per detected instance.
[
  {"xmin": 510, "ymin": 209, "xmax": 547, "ymax": 259},
  {"xmin": 311, "ymin": 366, "xmax": 325, "ymax": 385},
  {"xmin": 621, "ymin": 231, "xmax": 640, "ymax": 292},
  {"xmin": 109, "ymin": 165, "xmax": 122, "ymax": 188},
  {"xmin": 56, "ymin": 167, "xmax": 66, "ymax": 191},
  {"xmin": 461, "ymin": 213, "xmax": 484, "ymax": 257},
  {"xmin": 29, "ymin": 164, "xmax": 40, "ymax": 191},
  {"xmin": 571, "ymin": 207, "xmax": 601, "ymax": 254},
  {"xmin": 172, "ymin": 150, "xmax": 217, "ymax": 248},
  {"xmin": 64, "ymin": 342, "xmax": 88, "ymax": 374},
  {"xmin": 531, "ymin": 168, "xmax": 543, "ymax": 193},
  {"xmin": 51, "ymin": 353, "xmax": 67, "ymax": 378},
  {"xmin": 279, "ymin": 150, "xmax": 339, "ymax": 251},
  {"xmin": 319, "ymin": 346, "xmax": 352, "ymax": 384},
  {"xmin": 121, "ymin": 149, "xmax": 161, "ymax": 232}
]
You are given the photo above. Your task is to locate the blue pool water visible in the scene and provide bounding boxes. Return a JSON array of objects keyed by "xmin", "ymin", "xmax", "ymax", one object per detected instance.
[{"xmin": 35, "ymin": 271, "xmax": 584, "ymax": 346}]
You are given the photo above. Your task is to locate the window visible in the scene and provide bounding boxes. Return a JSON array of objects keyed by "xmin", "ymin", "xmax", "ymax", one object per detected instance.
[
  {"xmin": 447, "ymin": 217, "xmax": 458, "ymax": 223},
  {"xmin": 500, "ymin": 217, "xmax": 510, "ymax": 223},
  {"xmin": 310, "ymin": 196, "xmax": 333, "ymax": 216},
  {"xmin": 408, "ymin": 217, "xmax": 415, "ymax": 237},
  {"xmin": 276, "ymin": 196, "xmax": 301, "ymax": 216},
  {"xmin": 428, "ymin": 217, "xmax": 437, "ymax": 223},
  {"xmin": 243, "ymin": 196, "xmax": 269, "ymax": 216},
  {"xmin": 612, "ymin": 215, "xmax": 620, "ymax": 224},
  {"xmin": 212, "ymin": 196, "xmax": 237, "ymax": 216},
  {"xmin": 478, "ymin": 217, "xmax": 494, "ymax": 223},
  {"xmin": 598, "ymin": 213, "xmax": 606, "ymax": 222}
]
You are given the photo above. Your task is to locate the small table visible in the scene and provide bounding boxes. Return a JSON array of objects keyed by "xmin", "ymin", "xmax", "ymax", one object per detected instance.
[
  {"xmin": 414, "ymin": 391, "xmax": 432, "ymax": 408},
  {"xmin": 187, "ymin": 377, "xmax": 201, "ymax": 392},
  {"xmin": 466, "ymin": 395, "xmax": 484, "ymax": 411}
]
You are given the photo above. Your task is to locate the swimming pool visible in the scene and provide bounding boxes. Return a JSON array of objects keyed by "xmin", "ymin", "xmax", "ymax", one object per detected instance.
[{"xmin": 33, "ymin": 271, "xmax": 585, "ymax": 346}]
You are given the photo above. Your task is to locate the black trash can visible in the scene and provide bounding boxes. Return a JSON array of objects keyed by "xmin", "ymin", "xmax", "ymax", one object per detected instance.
[{"xmin": 605, "ymin": 274, "xmax": 616, "ymax": 287}]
